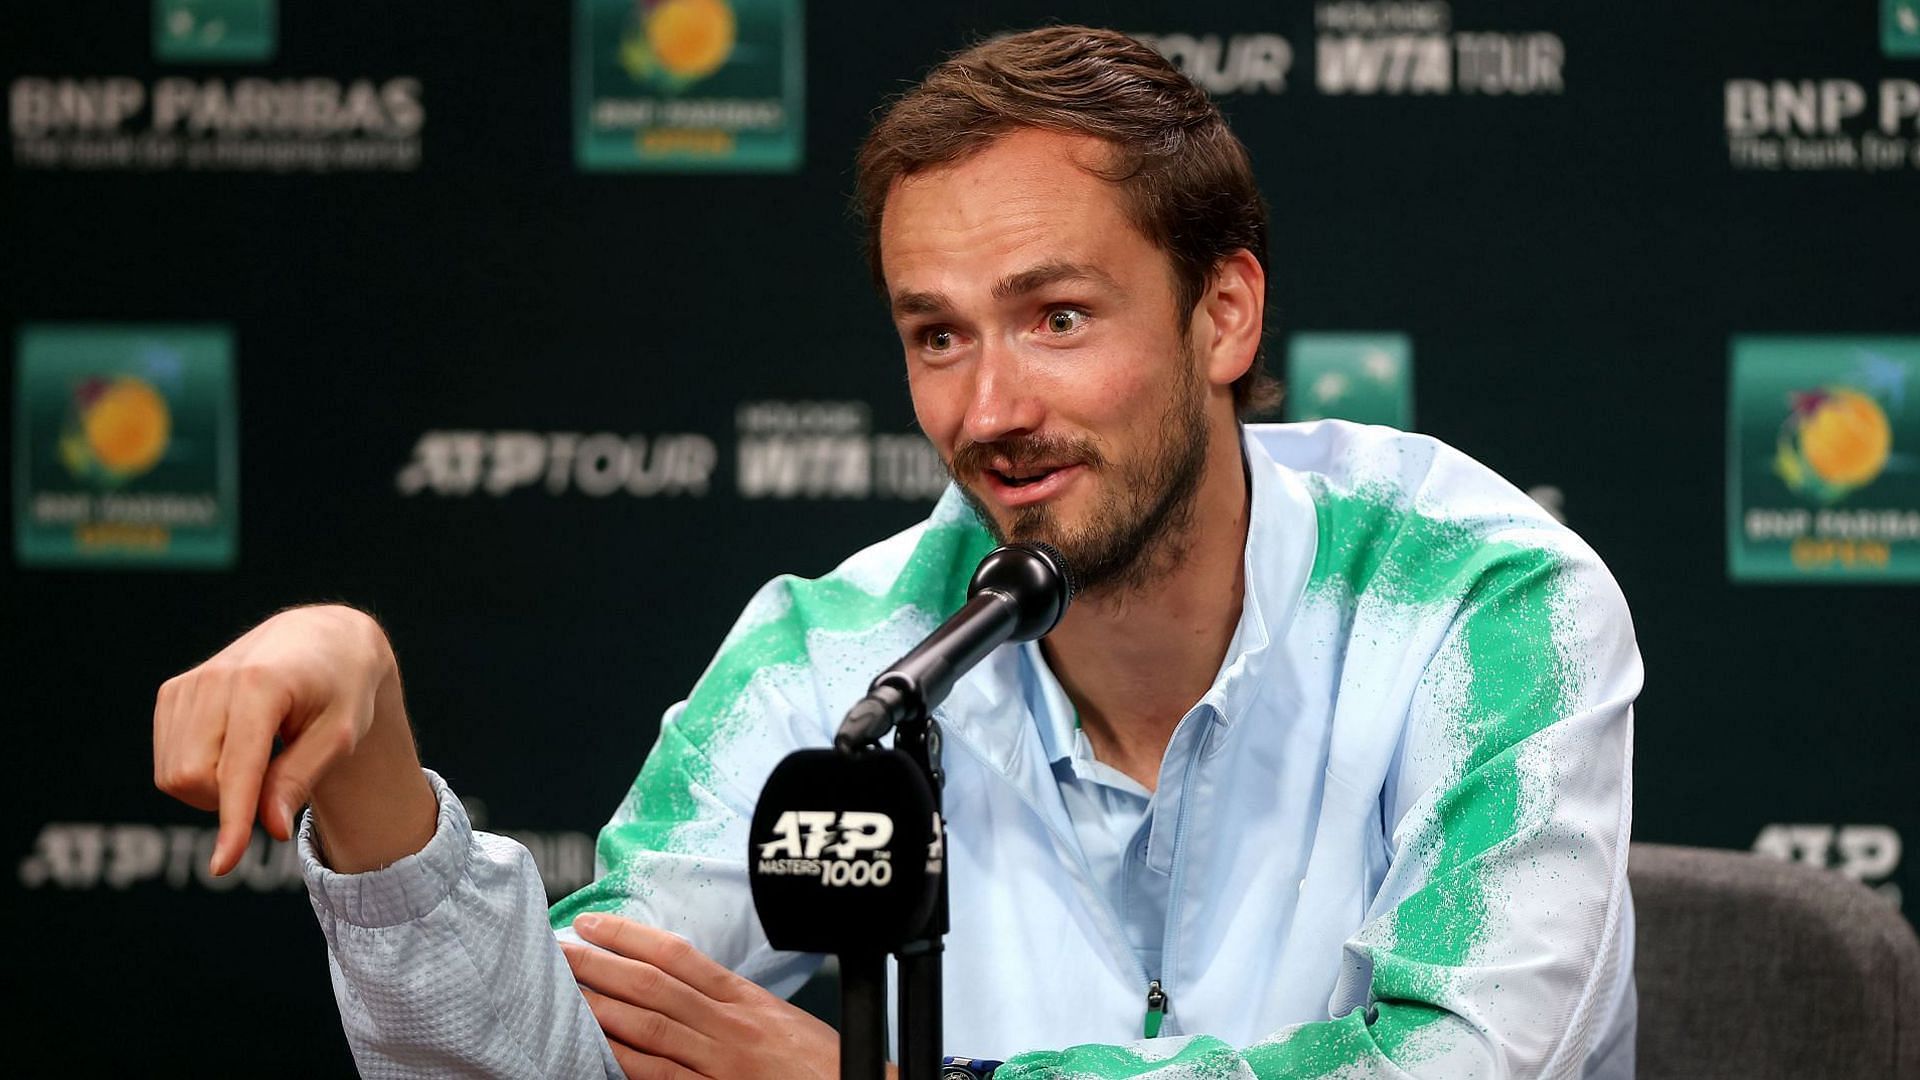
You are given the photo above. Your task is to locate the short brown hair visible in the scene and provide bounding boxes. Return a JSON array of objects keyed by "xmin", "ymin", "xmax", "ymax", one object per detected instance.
[{"xmin": 856, "ymin": 25, "xmax": 1281, "ymax": 416}]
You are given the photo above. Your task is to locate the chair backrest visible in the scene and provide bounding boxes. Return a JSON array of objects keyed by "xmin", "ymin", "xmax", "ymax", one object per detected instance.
[{"xmin": 1629, "ymin": 842, "xmax": 1920, "ymax": 1080}]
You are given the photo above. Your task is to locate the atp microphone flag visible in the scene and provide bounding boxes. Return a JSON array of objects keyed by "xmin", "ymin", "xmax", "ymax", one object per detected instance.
[{"xmin": 748, "ymin": 747, "xmax": 941, "ymax": 954}]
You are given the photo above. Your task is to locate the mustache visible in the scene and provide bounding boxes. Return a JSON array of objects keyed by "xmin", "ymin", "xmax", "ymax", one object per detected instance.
[{"xmin": 948, "ymin": 435, "xmax": 1105, "ymax": 480}]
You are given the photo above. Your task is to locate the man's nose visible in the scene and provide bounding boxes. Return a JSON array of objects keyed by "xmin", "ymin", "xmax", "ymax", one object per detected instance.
[{"xmin": 959, "ymin": 340, "xmax": 1043, "ymax": 446}]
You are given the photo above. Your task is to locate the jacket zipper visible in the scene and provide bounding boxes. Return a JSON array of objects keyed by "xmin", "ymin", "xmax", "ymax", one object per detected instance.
[
  {"xmin": 940, "ymin": 722, "xmax": 1155, "ymax": 993},
  {"xmin": 1148, "ymin": 704, "xmax": 1213, "ymax": 1040},
  {"xmin": 942, "ymin": 707, "xmax": 1211, "ymax": 1044},
  {"xmin": 1144, "ymin": 979, "xmax": 1169, "ymax": 1038}
]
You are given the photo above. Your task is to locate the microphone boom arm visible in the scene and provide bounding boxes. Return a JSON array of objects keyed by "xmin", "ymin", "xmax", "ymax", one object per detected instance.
[
  {"xmin": 835, "ymin": 590, "xmax": 1020, "ymax": 751},
  {"xmin": 834, "ymin": 541, "xmax": 1075, "ymax": 753}
]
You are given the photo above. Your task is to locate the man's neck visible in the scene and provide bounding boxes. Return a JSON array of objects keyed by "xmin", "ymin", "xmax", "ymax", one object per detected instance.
[{"xmin": 1039, "ymin": 423, "xmax": 1251, "ymax": 792}]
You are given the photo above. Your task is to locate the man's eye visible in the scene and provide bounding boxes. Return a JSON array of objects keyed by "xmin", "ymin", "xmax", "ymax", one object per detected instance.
[
  {"xmin": 1044, "ymin": 309, "xmax": 1088, "ymax": 334},
  {"xmin": 924, "ymin": 329, "xmax": 957, "ymax": 352}
]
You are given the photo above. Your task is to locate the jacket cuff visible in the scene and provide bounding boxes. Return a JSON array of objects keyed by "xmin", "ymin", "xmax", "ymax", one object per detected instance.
[{"xmin": 298, "ymin": 768, "xmax": 471, "ymax": 929}]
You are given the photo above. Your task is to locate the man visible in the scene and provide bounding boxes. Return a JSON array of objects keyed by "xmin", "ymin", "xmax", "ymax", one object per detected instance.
[{"xmin": 153, "ymin": 26, "xmax": 1640, "ymax": 1079}]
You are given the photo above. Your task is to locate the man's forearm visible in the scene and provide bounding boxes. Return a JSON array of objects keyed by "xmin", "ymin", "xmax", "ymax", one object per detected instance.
[{"xmin": 310, "ymin": 650, "xmax": 436, "ymax": 872}]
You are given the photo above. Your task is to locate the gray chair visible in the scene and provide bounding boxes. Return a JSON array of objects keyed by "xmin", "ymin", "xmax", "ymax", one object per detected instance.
[{"xmin": 1631, "ymin": 842, "xmax": 1920, "ymax": 1079}]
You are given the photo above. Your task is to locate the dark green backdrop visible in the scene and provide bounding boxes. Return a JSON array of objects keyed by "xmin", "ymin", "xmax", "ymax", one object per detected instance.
[{"xmin": 5, "ymin": 1, "xmax": 1915, "ymax": 1073}]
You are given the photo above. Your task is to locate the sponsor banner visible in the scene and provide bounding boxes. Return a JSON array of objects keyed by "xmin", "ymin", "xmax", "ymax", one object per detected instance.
[
  {"xmin": 17, "ymin": 818, "xmax": 594, "ymax": 898},
  {"xmin": 1133, "ymin": 32, "xmax": 1295, "ymax": 96},
  {"xmin": 1313, "ymin": 2, "xmax": 1564, "ymax": 96},
  {"xmin": 1890, "ymin": 0, "xmax": 1920, "ymax": 58},
  {"xmin": 1728, "ymin": 337, "xmax": 1920, "ymax": 582},
  {"xmin": 14, "ymin": 324, "xmax": 238, "ymax": 569},
  {"xmin": 1725, "ymin": 11, "xmax": 1920, "ymax": 173},
  {"xmin": 574, "ymin": 0, "xmax": 804, "ymax": 172},
  {"xmin": 1284, "ymin": 332, "xmax": 1413, "ymax": 429},
  {"xmin": 737, "ymin": 400, "xmax": 948, "ymax": 500},
  {"xmin": 1724, "ymin": 79, "xmax": 1920, "ymax": 172},
  {"xmin": 1753, "ymin": 822, "xmax": 1903, "ymax": 908},
  {"xmin": 10, "ymin": 3, "xmax": 422, "ymax": 174},
  {"xmin": 153, "ymin": 0, "xmax": 277, "ymax": 63},
  {"xmin": 388, "ymin": 404, "xmax": 949, "ymax": 503},
  {"xmin": 9, "ymin": 75, "xmax": 425, "ymax": 173},
  {"xmin": 396, "ymin": 430, "xmax": 719, "ymax": 498}
]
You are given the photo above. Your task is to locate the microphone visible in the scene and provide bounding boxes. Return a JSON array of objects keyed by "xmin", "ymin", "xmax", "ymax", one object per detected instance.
[
  {"xmin": 835, "ymin": 541, "xmax": 1077, "ymax": 751},
  {"xmin": 747, "ymin": 542, "xmax": 1075, "ymax": 953},
  {"xmin": 748, "ymin": 747, "xmax": 940, "ymax": 954},
  {"xmin": 748, "ymin": 543, "xmax": 1075, "ymax": 1080}
]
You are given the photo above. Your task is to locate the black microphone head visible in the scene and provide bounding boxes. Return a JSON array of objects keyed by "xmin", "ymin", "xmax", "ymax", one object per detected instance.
[
  {"xmin": 748, "ymin": 748, "xmax": 941, "ymax": 954},
  {"xmin": 968, "ymin": 541, "xmax": 1075, "ymax": 641}
]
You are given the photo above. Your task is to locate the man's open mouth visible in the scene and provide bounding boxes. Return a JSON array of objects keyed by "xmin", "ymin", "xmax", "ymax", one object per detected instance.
[{"xmin": 991, "ymin": 465, "xmax": 1064, "ymax": 488}]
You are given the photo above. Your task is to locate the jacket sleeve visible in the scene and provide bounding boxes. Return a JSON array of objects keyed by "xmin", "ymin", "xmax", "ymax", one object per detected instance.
[
  {"xmin": 300, "ymin": 770, "xmax": 624, "ymax": 1079},
  {"xmin": 299, "ymin": 576, "xmax": 836, "ymax": 1078},
  {"xmin": 997, "ymin": 546, "xmax": 1642, "ymax": 1080}
]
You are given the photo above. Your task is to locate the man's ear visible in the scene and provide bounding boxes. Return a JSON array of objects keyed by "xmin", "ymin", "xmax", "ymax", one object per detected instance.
[{"xmin": 1196, "ymin": 249, "xmax": 1265, "ymax": 390}]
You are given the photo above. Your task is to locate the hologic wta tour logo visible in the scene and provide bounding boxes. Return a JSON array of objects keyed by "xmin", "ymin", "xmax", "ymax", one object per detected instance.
[
  {"xmin": 1730, "ymin": 337, "xmax": 1920, "ymax": 582},
  {"xmin": 14, "ymin": 325, "xmax": 238, "ymax": 567},
  {"xmin": 1312, "ymin": 2, "xmax": 1565, "ymax": 96},
  {"xmin": 574, "ymin": 0, "xmax": 804, "ymax": 171}
]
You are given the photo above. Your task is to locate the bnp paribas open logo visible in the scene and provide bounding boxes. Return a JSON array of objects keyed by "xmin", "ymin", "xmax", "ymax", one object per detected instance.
[
  {"xmin": 1284, "ymin": 333, "xmax": 1413, "ymax": 429},
  {"xmin": 153, "ymin": 0, "xmax": 277, "ymax": 63},
  {"xmin": 14, "ymin": 325, "xmax": 238, "ymax": 568},
  {"xmin": 1773, "ymin": 387, "xmax": 1894, "ymax": 504},
  {"xmin": 1730, "ymin": 337, "xmax": 1920, "ymax": 583},
  {"xmin": 575, "ymin": 0, "xmax": 804, "ymax": 172},
  {"xmin": 58, "ymin": 375, "xmax": 174, "ymax": 486},
  {"xmin": 1888, "ymin": 0, "xmax": 1920, "ymax": 58},
  {"xmin": 620, "ymin": 0, "xmax": 737, "ymax": 84}
]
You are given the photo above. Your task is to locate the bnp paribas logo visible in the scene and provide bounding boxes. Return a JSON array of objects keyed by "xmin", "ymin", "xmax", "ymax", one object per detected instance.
[
  {"xmin": 1888, "ymin": 0, "xmax": 1920, "ymax": 57},
  {"xmin": 153, "ymin": 0, "xmax": 277, "ymax": 63},
  {"xmin": 1284, "ymin": 333, "xmax": 1413, "ymax": 429},
  {"xmin": 1729, "ymin": 337, "xmax": 1920, "ymax": 583},
  {"xmin": 575, "ymin": 0, "xmax": 804, "ymax": 172}
]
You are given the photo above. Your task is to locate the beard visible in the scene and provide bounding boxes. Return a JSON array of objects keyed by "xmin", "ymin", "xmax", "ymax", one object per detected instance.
[{"xmin": 947, "ymin": 355, "xmax": 1211, "ymax": 598}]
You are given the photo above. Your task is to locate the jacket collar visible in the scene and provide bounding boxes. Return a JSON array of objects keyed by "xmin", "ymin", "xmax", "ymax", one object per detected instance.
[{"xmin": 937, "ymin": 427, "xmax": 1320, "ymax": 779}]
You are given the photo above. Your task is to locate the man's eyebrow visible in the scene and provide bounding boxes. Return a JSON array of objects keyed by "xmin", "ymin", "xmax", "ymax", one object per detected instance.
[
  {"xmin": 991, "ymin": 261, "xmax": 1120, "ymax": 302},
  {"xmin": 889, "ymin": 262, "xmax": 1121, "ymax": 320},
  {"xmin": 891, "ymin": 289, "xmax": 952, "ymax": 319}
]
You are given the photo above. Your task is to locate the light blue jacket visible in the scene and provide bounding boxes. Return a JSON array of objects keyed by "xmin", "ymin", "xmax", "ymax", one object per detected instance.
[{"xmin": 302, "ymin": 421, "xmax": 1641, "ymax": 1078}]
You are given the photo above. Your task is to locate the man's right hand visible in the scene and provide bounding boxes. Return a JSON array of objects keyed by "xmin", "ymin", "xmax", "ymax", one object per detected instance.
[{"xmin": 152, "ymin": 604, "xmax": 437, "ymax": 877}]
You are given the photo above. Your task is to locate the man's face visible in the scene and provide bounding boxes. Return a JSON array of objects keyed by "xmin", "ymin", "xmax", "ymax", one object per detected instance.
[{"xmin": 880, "ymin": 128, "xmax": 1215, "ymax": 594}]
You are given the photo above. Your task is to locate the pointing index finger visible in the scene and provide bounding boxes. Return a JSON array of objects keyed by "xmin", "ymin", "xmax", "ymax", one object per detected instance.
[{"xmin": 211, "ymin": 674, "xmax": 287, "ymax": 875}]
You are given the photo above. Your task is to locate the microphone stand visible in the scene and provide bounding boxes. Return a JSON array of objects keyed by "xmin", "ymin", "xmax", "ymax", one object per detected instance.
[
  {"xmin": 834, "ymin": 705, "xmax": 945, "ymax": 1080},
  {"xmin": 891, "ymin": 711, "xmax": 945, "ymax": 1080},
  {"xmin": 825, "ymin": 541, "xmax": 1075, "ymax": 1080}
]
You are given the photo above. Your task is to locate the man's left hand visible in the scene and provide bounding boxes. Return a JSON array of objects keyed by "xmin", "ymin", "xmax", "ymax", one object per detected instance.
[{"xmin": 564, "ymin": 913, "xmax": 841, "ymax": 1080}]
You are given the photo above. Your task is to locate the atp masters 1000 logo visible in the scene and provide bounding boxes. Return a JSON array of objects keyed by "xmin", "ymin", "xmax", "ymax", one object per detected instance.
[
  {"xmin": 1729, "ymin": 337, "xmax": 1920, "ymax": 582},
  {"xmin": 574, "ymin": 0, "xmax": 803, "ymax": 171}
]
